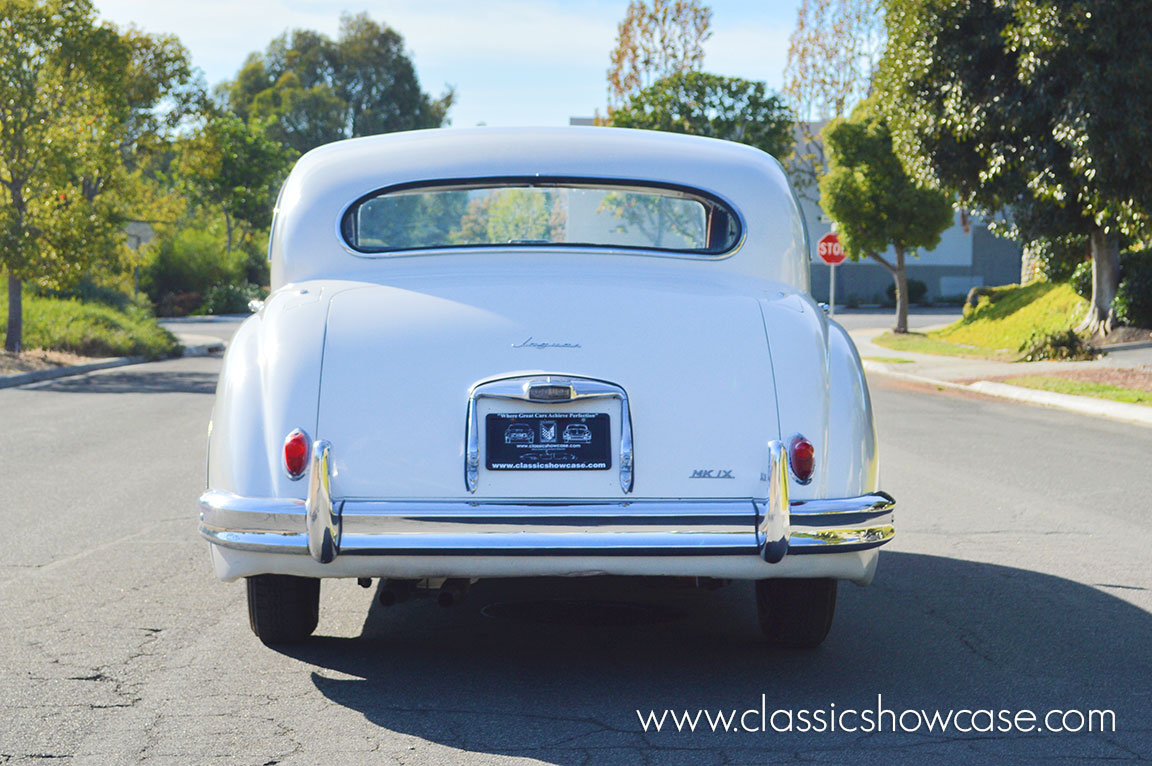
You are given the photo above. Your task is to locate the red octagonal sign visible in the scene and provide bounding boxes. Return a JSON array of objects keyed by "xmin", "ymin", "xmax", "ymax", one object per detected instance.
[{"xmin": 817, "ymin": 232, "xmax": 846, "ymax": 265}]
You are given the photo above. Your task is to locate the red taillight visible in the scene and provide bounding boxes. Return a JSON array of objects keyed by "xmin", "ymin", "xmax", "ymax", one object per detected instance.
[
  {"xmin": 789, "ymin": 434, "xmax": 815, "ymax": 484},
  {"xmin": 284, "ymin": 429, "xmax": 310, "ymax": 479}
]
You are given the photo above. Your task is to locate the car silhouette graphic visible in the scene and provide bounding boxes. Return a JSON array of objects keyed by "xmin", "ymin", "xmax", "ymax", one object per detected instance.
[
  {"xmin": 503, "ymin": 423, "xmax": 535, "ymax": 444},
  {"xmin": 562, "ymin": 423, "xmax": 592, "ymax": 443}
]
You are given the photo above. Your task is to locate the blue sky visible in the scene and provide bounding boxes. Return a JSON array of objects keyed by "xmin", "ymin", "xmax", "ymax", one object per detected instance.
[{"xmin": 93, "ymin": 1, "xmax": 801, "ymax": 127}]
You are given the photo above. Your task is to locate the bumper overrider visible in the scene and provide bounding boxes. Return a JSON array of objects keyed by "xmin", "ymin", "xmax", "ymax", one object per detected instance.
[{"xmin": 199, "ymin": 440, "xmax": 895, "ymax": 568}]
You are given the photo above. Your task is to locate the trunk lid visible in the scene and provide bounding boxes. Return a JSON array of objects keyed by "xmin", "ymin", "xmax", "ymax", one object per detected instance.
[{"xmin": 316, "ymin": 276, "xmax": 779, "ymax": 499}]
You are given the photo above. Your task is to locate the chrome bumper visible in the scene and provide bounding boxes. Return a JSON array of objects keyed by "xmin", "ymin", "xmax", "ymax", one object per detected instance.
[{"xmin": 199, "ymin": 440, "xmax": 894, "ymax": 565}]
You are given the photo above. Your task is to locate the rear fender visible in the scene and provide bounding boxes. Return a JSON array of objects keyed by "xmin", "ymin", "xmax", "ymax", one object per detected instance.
[
  {"xmin": 759, "ymin": 291, "xmax": 830, "ymax": 499},
  {"xmin": 207, "ymin": 285, "xmax": 331, "ymax": 498},
  {"xmin": 825, "ymin": 320, "xmax": 879, "ymax": 497}
]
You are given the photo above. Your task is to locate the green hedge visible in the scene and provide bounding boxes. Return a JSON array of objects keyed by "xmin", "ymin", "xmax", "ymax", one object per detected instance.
[{"xmin": 1, "ymin": 288, "xmax": 178, "ymax": 359}]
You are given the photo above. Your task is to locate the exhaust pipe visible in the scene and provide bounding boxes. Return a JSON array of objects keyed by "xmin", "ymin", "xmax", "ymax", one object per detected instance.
[
  {"xmin": 378, "ymin": 578, "xmax": 414, "ymax": 607},
  {"xmin": 438, "ymin": 578, "xmax": 469, "ymax": 608}
]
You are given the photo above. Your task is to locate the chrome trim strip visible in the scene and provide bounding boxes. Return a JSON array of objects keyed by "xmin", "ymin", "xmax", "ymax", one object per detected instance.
[
  {"xmin": 465, "ymin": 375, "xmax": 635, "ymax": 494},
  {"xmin": 787, "ymin": 524, "xmax": 896, "ymax": 553},
  {"xmin": 790, "ymin": 491, "xmax": 895, "ymax": 516},
  {"xmin": 199, "ymin": 491, "xmax": 894, "ymax": 558},
  {"xmin": 305, "ymin": 440, "xmax": 340, "ymax": 563},
  {"xmin": 200, "ymin": 522, "xmax": 894, "ymax": 557},
  {"xmin": 757, "ymin": 440, "xmax": 790, "ymax": 563}
]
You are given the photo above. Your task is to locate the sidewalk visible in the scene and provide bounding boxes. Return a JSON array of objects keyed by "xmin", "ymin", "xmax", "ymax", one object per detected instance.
[{"xmin": 851, "ymin": 325, "xmax": 1152, "ymax": 427}]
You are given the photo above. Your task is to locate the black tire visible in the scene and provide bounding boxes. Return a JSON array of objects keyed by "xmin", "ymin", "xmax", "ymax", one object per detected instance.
[
  {"xmin": 755, "ymin": 578, "xmax": 837, "ymax": 649},
  {"xmin": 246, "ymin": 575, "xmax": 320, "ymax": 645}
]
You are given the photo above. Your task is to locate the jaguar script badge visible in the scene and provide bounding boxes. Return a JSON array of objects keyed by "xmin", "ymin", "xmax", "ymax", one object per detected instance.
[{"xmin": 512, "ymin": 336, "xmax": 582, "ymax": 349}]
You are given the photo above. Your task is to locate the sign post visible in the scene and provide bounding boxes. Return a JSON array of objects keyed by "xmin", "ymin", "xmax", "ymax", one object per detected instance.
[{"xmin": 817, "ymin": 232, "xmax": 845, "ymax": 316}]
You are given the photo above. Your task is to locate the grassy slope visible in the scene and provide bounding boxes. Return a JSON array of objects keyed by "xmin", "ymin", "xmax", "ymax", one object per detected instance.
[
  {"xmin": 1003, "ymin": 377, "xmax": 1152, "ymax": 406},
  {"xmin": 936, "ymin": 282, "xmax": 1088, "ymax": 349},
  {"xmin": 874, "ymin": 283, "xmax": 1088, "ymax": 359},
  {"xmin": 870, "ymin": 333, "xmax": 1015, "ymax": 360},
  {"xmin": 0, "ymin": 285, "xmax": 177, "ymax": 359}
]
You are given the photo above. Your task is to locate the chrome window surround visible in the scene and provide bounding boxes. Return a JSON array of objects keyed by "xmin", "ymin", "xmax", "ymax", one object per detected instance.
[
  {"xmin": 335, "ymin": 176, "xmax": 748, "ymax": 262},
  {"xmin": 465, "ymin": 375, "xmax": 634, "ymax": 494}
]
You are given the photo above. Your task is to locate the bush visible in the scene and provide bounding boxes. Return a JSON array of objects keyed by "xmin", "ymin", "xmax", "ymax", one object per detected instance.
[
  {"xmin": 885, "ymin": 278, "xmax": 928, "ymax": 305},
  {"xmin": 141, "ymin": 228, "xmax": 247, "ymax": 313},
  {"xmin": 963, "ymin": 286, "xmax": 996, "ymax": 318},
  {"xmin": 1018, "ymin": 328, "xmax": 1098, "ymax": 362},
  {"xmin": 1115, "ymin": 250, "xmax": 1152, "ymax": 328},
  {"xmin": 1071, "ymin": 260, "xmax": 1093, "ymax": 299},
  {"xmin": 31, "ymin": 277, "xmax": 133, "ymax": 312},
  {"xmin": 156, "ymin": 291, "xmax": 203, "ymax": 318},
  {"xmin": 1027, "ymin": 235, "xmax": 1089, "ymax": 283},
  {"xmin": 197, "ymin": 283, "xmax": 266, "ymax": 315},
  {"xmin": 1, "ymin": 290, "xmax": 178, "ymax": 358}
]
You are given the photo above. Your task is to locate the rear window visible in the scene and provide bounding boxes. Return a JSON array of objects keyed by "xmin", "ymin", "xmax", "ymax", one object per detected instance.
[{"xmin": 341, "ymin": 179, "xmax": 741, "ymax": 255}]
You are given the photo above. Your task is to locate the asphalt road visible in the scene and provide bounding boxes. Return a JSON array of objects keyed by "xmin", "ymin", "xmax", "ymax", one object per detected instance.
[
  {"xmin": 1, "ymin": 350, "xmax": 1150, "ymax": 764},
  {"xmin": 828, "ymin": 306, "xmax": 963, "ymax": 332}
]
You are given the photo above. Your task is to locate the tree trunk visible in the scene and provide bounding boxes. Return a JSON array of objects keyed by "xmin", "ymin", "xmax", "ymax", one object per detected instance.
[
  {"xmin": 5, "ymin": 272, "xmax": 22, "ymax": 353},
  {"xmin": 867, "ymin": 248, "xmax": 909, "ymax": 334},
  {"xmin": 1076, "ymin": 227, "xmax": 1119, "ymax": 336},
  {"xmin": 892, "ymin": 245, "xmax": 909, "ymax": 334}
]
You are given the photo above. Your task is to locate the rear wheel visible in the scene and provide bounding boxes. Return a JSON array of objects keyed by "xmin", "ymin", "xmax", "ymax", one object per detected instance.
[
  {"xmin": 246, "ymin": 575, "xmax": 320, "ymax": 645},
  {"xmin": 755, "ymin": 578, "xmax": 837, "ymax": 649}
]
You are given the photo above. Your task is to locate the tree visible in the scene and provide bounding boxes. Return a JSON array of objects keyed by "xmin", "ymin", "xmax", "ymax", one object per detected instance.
[
  {"xmin": 117, "ymin": 27, "xmax": 202, "ymax": 167},
  {"xmin": 607, "ymin": 0, "xmax": 712, "ymax": 110},
  {"xmin": 0, "ymin": 0, "xmax": 134, "ymax": 352},
  {"xmin": 225, "ymin": 13, "xmax": 453, "ymax": 155},
  {"xmin": 781, "ymin": 0, "xmax": 885, "ymax": 203},
  {"xmin": 178, "ymin": 113, "xmax": 292, "ymax": 257},
  {"xmin": 879, "ymin": 0, "xmax": 1152, "ymax": 334},
  {"xmin": 819, "ymin": 96, "xmax": 954, "ymax": 333},
  {"xmin": 609, "ymin": 71, "xmax": 795, "ymax": 158}
]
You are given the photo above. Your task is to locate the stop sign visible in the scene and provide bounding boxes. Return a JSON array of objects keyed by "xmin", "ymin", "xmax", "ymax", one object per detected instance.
[{"xmin": 817, "ymin": 233, "xmax": 845, "ymax": 265}]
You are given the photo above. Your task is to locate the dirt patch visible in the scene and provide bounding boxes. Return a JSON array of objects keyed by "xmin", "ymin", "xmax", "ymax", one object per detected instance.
[
  {"xmin": 1096, "ymin": 327, "xmax": 1152, "ymax": 347},
  {"xmin": 0, "ymin": 349, "xmax": 99, "ymax": 376}
]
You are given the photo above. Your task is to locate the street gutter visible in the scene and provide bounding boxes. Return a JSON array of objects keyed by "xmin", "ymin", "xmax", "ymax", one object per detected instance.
[
  {"xmin": 0, "ymin": 338, "xmax": 225, "ymax": 390},
  {"xmin": 862, "ymin": 360, "xmax": 1152, "ymax": 428}
]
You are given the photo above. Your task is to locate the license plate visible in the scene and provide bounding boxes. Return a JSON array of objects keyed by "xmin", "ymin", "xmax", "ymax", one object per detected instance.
[{"xmin": 485, "ymin": 412, "xmax": 611, "ymax": 470}]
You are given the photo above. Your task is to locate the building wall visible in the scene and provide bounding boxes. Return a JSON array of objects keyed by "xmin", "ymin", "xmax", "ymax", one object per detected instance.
[{"xmin": 800, "ymin": 190, "xmax": 1021, "ymax": 304}]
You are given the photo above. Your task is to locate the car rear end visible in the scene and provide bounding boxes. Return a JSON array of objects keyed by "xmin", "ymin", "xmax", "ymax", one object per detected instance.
[{"xmin": 198, "ymin": 128, "xmax": 895, "ymax": 646}]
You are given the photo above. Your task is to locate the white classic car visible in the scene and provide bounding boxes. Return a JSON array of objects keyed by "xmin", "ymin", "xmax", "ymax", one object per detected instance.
[{"xmin": 199, "ymin": 127, "xmax": 895, "ymax": 648}]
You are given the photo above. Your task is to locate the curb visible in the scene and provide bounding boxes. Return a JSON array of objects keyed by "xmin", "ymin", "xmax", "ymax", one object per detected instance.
[
  {"xmin": 968, "ymin": 381, "xmax": 1152, "ymax": 427},
  {"xmin": 0, "ymin": 340, "xmax": 224, "ymax": 389},
  {"xmin": 1102, "ymin": 339, "xmax": 1152, "ymax": 352},
  {"xmin": 0, "ymin": 356, "xmax": 142, "ymax": 389},
  {"xmin": 862, "ymin": 360, "xmax": 1152, "ymax": 428}
]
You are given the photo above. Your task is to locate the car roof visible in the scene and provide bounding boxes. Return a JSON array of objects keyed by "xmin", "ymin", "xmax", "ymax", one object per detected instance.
[{"xmin": 272, "ymin": 127, "xmax": 810, "ymax": 289}]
